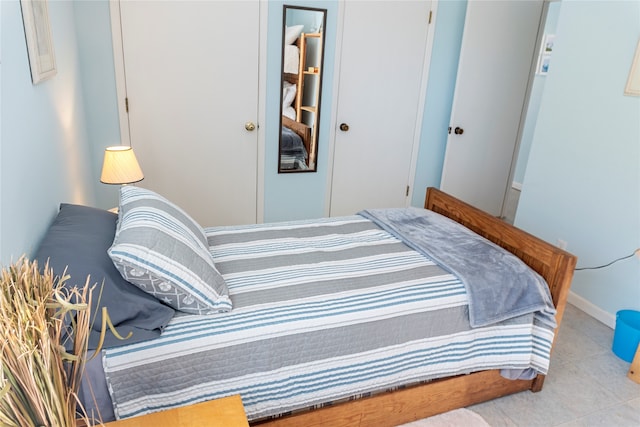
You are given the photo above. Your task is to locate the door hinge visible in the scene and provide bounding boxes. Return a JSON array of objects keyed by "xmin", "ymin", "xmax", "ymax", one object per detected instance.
[
  {"xmin": 428, "ymin": 10, "xmax": 432, "ymax": 24},
  {"xmin": 125, "ymin": 97, "xmax": 129, "ymax": 113},
  {"xmin": 406, "ymin": 186, "xmax": 410, "ymax": 197}
]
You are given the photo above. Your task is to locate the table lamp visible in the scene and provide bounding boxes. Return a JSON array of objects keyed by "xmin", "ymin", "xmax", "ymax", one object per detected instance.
[{"xmin": 100, "ymin": 146, "xmax": 144, "ymax": 185}]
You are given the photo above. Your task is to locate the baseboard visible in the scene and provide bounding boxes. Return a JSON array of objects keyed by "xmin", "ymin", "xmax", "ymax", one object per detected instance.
[{"xmin": 567, "ymin": 291, "xmax": 615, "ymax": 328}]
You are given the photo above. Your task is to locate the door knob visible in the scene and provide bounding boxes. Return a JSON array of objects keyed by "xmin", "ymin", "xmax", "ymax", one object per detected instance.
[
  {"xmin": 454, "ymin": 126, "xmax": 464, "ymax": 135},
  {"xmin": 339, "ymin": 123, "xmax": 350, "ymax": 132},
  {"xmin": 245, "ymin": 122, "xmax": 256, "ymax": 131}
]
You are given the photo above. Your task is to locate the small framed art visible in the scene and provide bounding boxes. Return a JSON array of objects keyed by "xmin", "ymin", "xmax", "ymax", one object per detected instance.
[
  {"xmin": 20, "ymin": 0, "xmax": 57, "ymax": 84},
  {"xmin": 624, "ymin": 39, "xmax": 640, "ymax": 96},
  {"xmin": 536, "ymin": 34, "xmax": 555, "ymax": 75}
]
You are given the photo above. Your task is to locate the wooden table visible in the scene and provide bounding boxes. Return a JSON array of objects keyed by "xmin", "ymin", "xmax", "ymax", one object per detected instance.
[{"xmin": 102, "ymin": 395, "xmax": 249, "ymax": 426}]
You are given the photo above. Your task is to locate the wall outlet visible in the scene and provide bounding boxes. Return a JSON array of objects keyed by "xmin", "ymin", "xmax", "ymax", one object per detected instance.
[{"xmin": 557, "ymin": 239, "xmax": 568, "ymax": 250}]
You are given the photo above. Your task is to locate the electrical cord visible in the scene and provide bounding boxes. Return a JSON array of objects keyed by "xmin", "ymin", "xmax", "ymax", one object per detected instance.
[{"xmin": 575, "ymin": 248, "xmax": 640, "ymax": 271}]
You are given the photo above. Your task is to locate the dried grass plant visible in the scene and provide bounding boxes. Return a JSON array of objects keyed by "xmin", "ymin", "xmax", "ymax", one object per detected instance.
[{"xmin": 0, "ymin": 257, "xmax": 94, "ymax": 427}]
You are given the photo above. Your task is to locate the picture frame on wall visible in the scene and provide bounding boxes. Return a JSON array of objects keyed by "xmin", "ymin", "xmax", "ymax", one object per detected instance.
[
  {"xmin": 538, "ymin": 55, "xmax": 551, "ymax": 75},
  {"xmin": 624, "ymin": 39, "xmax": 640, "ymax": 96},
  {"xmin": 20, "ymin": 0, "xmax": 57, "ymax": 84},
  {"xmin": 536, "ymin": 34, "xmax": 555, "ymax": 76}
]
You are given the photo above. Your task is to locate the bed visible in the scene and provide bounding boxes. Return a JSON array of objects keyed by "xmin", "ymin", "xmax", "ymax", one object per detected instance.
[
  {"xmin": 34, "ymin": 186, "xmax": 576, "ymax": 426},
  {"xmin": 255, "ymin": 188, "xmax": 576, "ymax": 427},
  {"xmin": 280, "ymin": 115, "xmax": 311, "ymax": 170}
]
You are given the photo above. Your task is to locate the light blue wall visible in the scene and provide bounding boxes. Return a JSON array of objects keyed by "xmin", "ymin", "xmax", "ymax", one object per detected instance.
[
  {"xmin": 265, "ymin": 0, "xmax": 469, "ymax": 218},
  {"xmin": 513, "ymin": 1, "xmax": 561, "ymax": 185},
  {"xmin": 73, "ymin": 0, "xmax": 122, "ymax": 211},
  {"xmin": 0, "ymin": 0, "xmax": 466, "ymax": 259},
  {"xmin": 516, "ymin": 0, "xmax": 640, "ymax": 318},
  {"xmin": 264, "ymin": 1, "xmax": 338, "ymax": 222},
  {"xmin": 0, "ymin": 0, "xmax": 95, "ymax": 265},
  {"xmin": 1, "ymin": 0, "xmax": 469, "ymax": 263},
  {"xmin": 411, "ymin": 0, "xmax": 467, "ymax": 207}
]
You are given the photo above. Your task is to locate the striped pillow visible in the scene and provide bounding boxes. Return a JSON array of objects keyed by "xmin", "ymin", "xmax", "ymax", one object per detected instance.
[{"xmin": 108, "ymin": 186, "xmax": 231, "ymax": 314}]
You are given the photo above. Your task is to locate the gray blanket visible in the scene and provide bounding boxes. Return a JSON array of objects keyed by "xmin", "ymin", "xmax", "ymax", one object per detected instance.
[{"xmin": 359, "ymin": 207, "xmax": 557, "ymax": 328}]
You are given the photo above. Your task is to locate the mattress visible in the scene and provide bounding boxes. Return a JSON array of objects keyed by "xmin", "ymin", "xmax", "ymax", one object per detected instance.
[{"xmin": 97, "ymin": 214, "xmax": 555, "ymax": 422}]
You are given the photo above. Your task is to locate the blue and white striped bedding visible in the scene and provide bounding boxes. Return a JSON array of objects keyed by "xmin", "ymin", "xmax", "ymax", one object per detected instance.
[{"xmin": 102, "ymin": 215, "xmax": 555, "ymax": 421}]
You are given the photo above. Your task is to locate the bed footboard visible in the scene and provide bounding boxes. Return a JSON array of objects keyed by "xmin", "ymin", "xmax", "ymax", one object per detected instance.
[{"xmin": 424, "ymin": 187, "xmax": 577, "ymax": 331}]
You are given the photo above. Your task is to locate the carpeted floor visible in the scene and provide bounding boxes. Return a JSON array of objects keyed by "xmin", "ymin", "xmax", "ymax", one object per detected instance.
[{"xmin": 397, "ymin": 408, "xmax": 491, "ymax": 427}]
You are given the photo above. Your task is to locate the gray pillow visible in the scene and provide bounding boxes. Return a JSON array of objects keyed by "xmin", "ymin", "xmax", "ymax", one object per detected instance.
[
  {"xmin": 108, "ymin": 186, "xmax": 232, "ymax": 314},
  {"xmin": 33, "ymin": 203, "xmax": 175, "ymax": 350}
]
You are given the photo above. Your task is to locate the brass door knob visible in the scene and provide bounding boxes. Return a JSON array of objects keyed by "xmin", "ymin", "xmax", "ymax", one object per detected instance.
[
  {"xmin": 454, "ymin": 126, "xmax": 464, "ymax": 135},
  {"xmin": 339, "ymin": 123, "xmax": 350, "ymax": 132},
  {"xmin": 245, "ymin": 122, "xmax": 256, "ymax": 131}
]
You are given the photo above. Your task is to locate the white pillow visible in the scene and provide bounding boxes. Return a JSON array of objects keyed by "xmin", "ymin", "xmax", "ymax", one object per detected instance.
[
  {"xmin": 282, "ymin": 81, "xmax": 297, "ymax": 107},
  {"xmin": 285, "ymin": 25, "xmax": 304, "ymax": 45},
  {"xmin": 283, "ymin": 106, "xmax": 296, "ymax": 121}
]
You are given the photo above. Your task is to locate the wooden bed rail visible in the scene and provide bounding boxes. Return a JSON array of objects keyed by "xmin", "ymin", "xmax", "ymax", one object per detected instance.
[
  {"xmin": 282, "ymin": 115, "xmax": 312, "ymax": 159},
  {"xmin": 255, "ymin": 371, "xmax": 532, "ymax": 427}
]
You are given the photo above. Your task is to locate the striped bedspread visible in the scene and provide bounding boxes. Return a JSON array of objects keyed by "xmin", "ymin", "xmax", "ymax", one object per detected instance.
[{"xmin": 102, "ymin": 215, "xmax": 555, "ymax": 421}]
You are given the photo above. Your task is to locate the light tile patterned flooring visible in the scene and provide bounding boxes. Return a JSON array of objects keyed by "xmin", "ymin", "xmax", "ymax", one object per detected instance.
[{"xmin": 469, "ymin": 304, "xmax": 640, "ymax": 426}]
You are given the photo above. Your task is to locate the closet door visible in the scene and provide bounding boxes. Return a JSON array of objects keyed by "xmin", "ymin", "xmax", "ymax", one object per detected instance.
[
  {"xmin": 115, "ymin": 1, "xmax": 259, "ymax": 226},
  {"xmin": 329, "ymin": 1, "xmax": 432, "ymax": 216},
  {"xmin": 440, "ymin": 1, "xmax": 544, "ymax": 216}
]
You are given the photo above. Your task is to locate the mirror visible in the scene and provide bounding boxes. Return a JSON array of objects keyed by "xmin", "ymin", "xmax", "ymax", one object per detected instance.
[{"xmin": 278, "ymin": 5, "xmax": 327, "ymax": 173}]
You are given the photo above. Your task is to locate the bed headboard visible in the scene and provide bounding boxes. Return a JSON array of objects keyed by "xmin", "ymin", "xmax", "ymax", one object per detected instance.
[{"xmin": 424, "ymin": 187, "xmax": 576, "ymax": 320}]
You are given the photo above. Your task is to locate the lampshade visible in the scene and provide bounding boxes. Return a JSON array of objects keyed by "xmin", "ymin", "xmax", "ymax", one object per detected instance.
[{"xmin": 100, "ymin": 146, "xmax": 144, "ymax": 185}]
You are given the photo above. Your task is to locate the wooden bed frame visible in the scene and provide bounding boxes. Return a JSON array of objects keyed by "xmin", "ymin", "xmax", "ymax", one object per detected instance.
[
  {"xmin": 255, "ymin": 187, "xmax": 577, "ymax": 427},
  {"xmin": 282, "ymin": 115, "xmax": 312, "ymax": 163}
]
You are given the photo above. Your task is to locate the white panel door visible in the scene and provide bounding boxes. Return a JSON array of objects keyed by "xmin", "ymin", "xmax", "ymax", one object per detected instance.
[
  {"xmin": 440, "ymin": 0, "xmax": 544, "ymax": 216},
  {"xmin": 329, "ymin": 1, "xmax": 432, "ymax": 217},
  {"xmin": 117, "ymin": 0, "xmax": 259, "ymax": 226}
]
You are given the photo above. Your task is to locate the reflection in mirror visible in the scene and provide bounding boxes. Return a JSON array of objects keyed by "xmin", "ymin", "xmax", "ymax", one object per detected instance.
[{"xmin": 278, "ymin": 5, "xmax": 327, "ymax": 173}]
